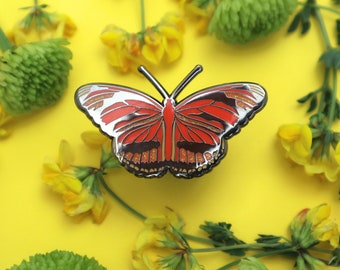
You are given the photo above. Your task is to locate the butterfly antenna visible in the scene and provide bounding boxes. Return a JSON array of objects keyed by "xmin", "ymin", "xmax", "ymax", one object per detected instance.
[
  {"xmin": 138, "ymin": 66, "xmax": 169, "ymax": 98},
  {"xmin": 171, "ymin": 65, "xmax": 203, "ymax": 99}
]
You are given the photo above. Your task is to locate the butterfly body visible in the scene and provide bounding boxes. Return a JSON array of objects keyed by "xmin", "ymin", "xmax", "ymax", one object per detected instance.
[{"xmin": 75, "ymin": 65, "xmax": 267, "ymax": 178}]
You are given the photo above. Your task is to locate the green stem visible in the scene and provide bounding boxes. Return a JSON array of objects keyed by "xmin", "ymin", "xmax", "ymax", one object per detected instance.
[
  {"xmin": 316, "ymin": 68, "xmax": 330, "ymax": 117},
  {"xmin": 184, "ymin": 233, "xmax": 227, "ymax": 246},
  {"xmin": 140, "ymin": 0, "xmax": 146, "ymax": 32},
  {"xmin": 98, "ymin": 173, "xmax": 146, "ymax": 220},
  {"xmin": 0, "ymin": 28, "xmax": 13, "ymax": 52},
  {"xmin": 314, "ymin": 1, "xmax": 332, "ymax": 50},
  {"xmin": 327, "ymin": 68, "xmax": 337, "ymax": 128},
  {"xmin": 297, "ymin": 2, "xmax": 340, "ymax": 16},
  {"xmin": 191, "ymin": 243, "xmax": 291, "ymax": 253}
]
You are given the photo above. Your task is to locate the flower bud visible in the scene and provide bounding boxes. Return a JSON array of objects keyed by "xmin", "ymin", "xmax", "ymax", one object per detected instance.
[
  {"xmin": 208, "ymin": 0, "xmax": 298, "ymax": 44},
  {"xmin": 0, "ymin": 38, "xmax": 72, "ymax": 115}
]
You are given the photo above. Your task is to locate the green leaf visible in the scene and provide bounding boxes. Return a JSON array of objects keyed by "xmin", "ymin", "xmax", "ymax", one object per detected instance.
[
  {"xmin": 255, "ymin": 235, "xmax": 292, "ymax": 252},
  {"xmin": 287, "ymin": 0, "xmax": 316, "ymax": 35},
  {"xmin": 307, "ymin": 95, "xmax": 318, "ymax": 112},
  {"xmin": 319, "ymin": 49, "xmax": 340, "ymax": 69},
  {"xmin": 6, "ymin": 250, "xmax": 106, "ymax": 270},
  {"xmin": 256, "ymin": 234, "xmax": 282, "ymax": 244},
  {"xmin": 301, "ymin": 8, "xmax": 312, "ymax": 34},
  {"xmin": 297, "ymin": 92, "xmax": 313, "ymax": 103},
  {"xmin": 287, "ymin": 13, "xmax": 302, "ymax": 33},
  {"xmin": 200, "ymin": 221, "xmax": 246, "ymax": 256}
]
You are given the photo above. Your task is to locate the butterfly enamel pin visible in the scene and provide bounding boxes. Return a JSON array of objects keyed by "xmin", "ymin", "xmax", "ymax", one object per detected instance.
[{"xmin": 75, "ymin": 65, "xmax": 267, "ymax": 178}]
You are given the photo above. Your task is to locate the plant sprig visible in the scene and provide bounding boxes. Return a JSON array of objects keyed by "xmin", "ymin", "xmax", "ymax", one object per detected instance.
[{"xmin": 43, "ymin": 132, "xmax": 340, "ymax": 269}]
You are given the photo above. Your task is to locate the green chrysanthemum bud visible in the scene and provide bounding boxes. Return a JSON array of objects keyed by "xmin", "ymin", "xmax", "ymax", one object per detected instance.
[
  {"xmin": 208, "ymin": 0, "xmax": 298, "ymax": 44},
  {"xmin": 0, "ymin": 38, "xmax": 72, "ymax": 115},
  {"xmin": 6, "ymin": 250, "xmax": 106, "ymax": 270}
]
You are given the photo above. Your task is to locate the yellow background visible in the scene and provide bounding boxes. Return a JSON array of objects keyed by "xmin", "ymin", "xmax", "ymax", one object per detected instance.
[{"xmin": 1, "ymin": 0, "xmax": 340, "ymax": 269}]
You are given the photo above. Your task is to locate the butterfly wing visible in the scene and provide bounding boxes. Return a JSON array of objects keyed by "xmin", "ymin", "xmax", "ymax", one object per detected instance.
[
  {"xmin": 170, "ymin": 83, "xmax": 267, "ymax": 178},
  {"xmin": 75, "ymin": 84, "xmax": 168, "ymax": 177}
]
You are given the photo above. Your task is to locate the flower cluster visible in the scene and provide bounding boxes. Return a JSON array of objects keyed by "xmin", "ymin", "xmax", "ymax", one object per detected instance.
[
  {"xmin": 7, "ymin": 1, "xmax": 76, "ymax": 45},
  {"xmin": 0, "ymin": 35, "xmax": 73, "ymax": 138},
  {"xmin": 290, "ymin": 204, "xmax": 339, "ymax": 250},
  {"xmin": 177, "ymin": 0, "xmax": 298, "ymax": 44},
  {"xmin": 0, "ymin": 1, "xmax": 75, "ymax": 138},
  {"xmin": 0, "ymin": 38, "xmax": 72, "ymax": 115},
  {"xmin": 100, "ymin": 13, "xmax": 184, "ymax": 73},
  {"xmin": 42, "ymin": 131, "xmax": 119, "ymax": 223},
  {"xmin": 132, "ymin": 208, "xmax": 203, "ymax": 270},
  {"xmin": 290, "ymin": 204, "xmax": 340, "ymax": 269},
  {"xmin": 43, "ymin": 131, "xmax": 340, "ymax": 269},
  {"xmin": 278, "ymin": 124, "xmax": 340, "ymax": 182},
  {"xmin": 131, "ymin": 203, "xmax": 339, "ymax": 270},
  {"xmin": 277, "ymin": 1, "xmax": 340, "ymax": 185}
]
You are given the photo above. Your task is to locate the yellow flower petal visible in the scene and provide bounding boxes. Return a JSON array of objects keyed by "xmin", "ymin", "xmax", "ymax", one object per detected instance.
[
  {"xmin": 334, "ymin": 142, "xmax": 340, "ymax": 165},
  {"xmin": 91, "ymin": 195, "xmax": 108, "ymax": 223},
  {"xmin": 142, "ymin": 29, "xmax": 165, "ymax": 64},
  {"xmin": 307, "ymin": 204, "xmax": 331, "ymax": 226},
  {"xmin": 58, "ymin": 140, "xmax": 74, "ymax": 171},
  {"xmin": 63, "ymin": 188, "xmax": 95, "ymax": 216},
  {"xmin": 81, "ymin": 130, "xmax": 110, "ymax": 148},
  {"xmin": 100, "ymin": 25, "xmax": 127, "ymax": 47},
  {"xmin": 277, "ymin": 124, "xmax": 312, "ymax": 164}
]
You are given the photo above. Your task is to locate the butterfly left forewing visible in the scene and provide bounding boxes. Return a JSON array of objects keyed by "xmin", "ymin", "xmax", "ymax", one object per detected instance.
[
  {"xmin": 75, "ymin": 84, "xmax": 169, "ymax": 177},
  {"xmin": 171, "ymin": 83, "xmax": 267, "ymax": 178}
]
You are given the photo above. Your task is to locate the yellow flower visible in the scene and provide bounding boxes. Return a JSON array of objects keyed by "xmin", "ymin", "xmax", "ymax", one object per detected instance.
[
  {"xmin": 142, "ymin": 28, "xmax": 165, "ymax": 65},
  {"xmin": 63, "ymin": 185, "xmax": 107, "ymax": 224},
  {"xmin": 277, "ymin": 123, "xmax": 312, "ymax": 165},
  {"xmin": 303, "ymin": 141, "xmax": 340, "ymax": 182},
  {"xmin": 42, "ymin": 140, "xmax": 82, "ymax": 195},
  {"xmin": 158, "ymin": 13, "xmax": 185, "ymax": 63},
  {"xmin": 100, "ymin": 13, "xmax": 184, "ymax": 73},
  {"xmin": 81, "ymin": 130, "xmax": 111, "ymax": 151},
  {"xmin": 278, "ymin": 124, "xmax": 340, "ymax": 182},
  {"xmin": 132, "ymin": 208, "xmax": 201, "ymax": 270},
  {"xmin": 307, "ymin": 204, "xmax": 339, "ymax": 248},
  {"xmin": 304, "ymin": 153, "xmax": 340, "ymax": 182},
  {"xmin": 43, "ymin": 140, "xmax": 107, "ymax": 223},
  {"xmin": 181, "ymin": 0, "xmax": 216, "ymax": 33},
  {"xmin": 100, "ymin": 26, "xmax": 143, "ymax": 72},
  {"xmin": 290, "ymin": 204, "xmax": 339, "ymax": 249},
  {"xmin": 50, "ymin": 13, "xmax": 77, "ymax": 38},
  {"xmin": 8, "ymin": 12, "xmax": 76, "ymax": 45}
]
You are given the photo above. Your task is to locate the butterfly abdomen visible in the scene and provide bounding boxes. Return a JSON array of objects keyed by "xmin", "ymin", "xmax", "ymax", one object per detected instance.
[{"xmin": 163, "ymin": 99, "xmax": 176, "ymax": 161}]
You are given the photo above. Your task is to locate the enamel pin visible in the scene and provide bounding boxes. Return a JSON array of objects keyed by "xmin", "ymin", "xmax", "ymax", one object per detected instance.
[{"xmin": 75, "ymin": 65, "xmax": 267, "ymax": 178}]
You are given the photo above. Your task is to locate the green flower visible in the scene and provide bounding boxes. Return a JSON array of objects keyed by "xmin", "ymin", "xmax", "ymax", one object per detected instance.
[
  {"xmin": 6, "ymin": 250, "xmax": 106, "ymax": 270},
  {"xmin": 0, "ymin": 38, "xmax": 72, "ymax": 115},
  {"xmin": 208, "ymin": 0, "xmax": 298, "ymax": 44}
]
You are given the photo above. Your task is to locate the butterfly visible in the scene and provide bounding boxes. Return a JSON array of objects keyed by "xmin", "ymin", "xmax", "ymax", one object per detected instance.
[{"xmin": 75, "ymin": 65, "xmax": 267, "ymax": 178}]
